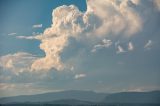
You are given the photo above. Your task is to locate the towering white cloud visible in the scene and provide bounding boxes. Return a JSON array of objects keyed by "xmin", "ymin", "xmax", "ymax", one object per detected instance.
[
  {"xmin": 1, "ymin": 0, "xmax": 159, "ymax": 72},
  {"xmin": 87, "ymin": 0, "xmax": 142, "ymax": 36},
  {"xmin": 31, "ymin": 5, "xmax": 82, "ymax": 71},
  {"xmin": 30, "ymin": 0, "xmax": 144, "ymax": 71}
]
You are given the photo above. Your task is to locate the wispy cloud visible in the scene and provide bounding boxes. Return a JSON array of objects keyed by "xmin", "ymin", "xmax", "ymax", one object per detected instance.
[
  {"xmin": 91, "ymin": 39, "xmax": 112, "ymax": 53},
  {"xmin": 144, "ymin": 40, "xmax": 152, "ymax": 50},
  {"xmin": 116, "ymin": 45, "xmax": 126, "ymax": 54},
  {"xmin": 16, "ymin": 35, "xmax": 36, "ymax": 40},
  {"xmin": 32, "ymin": 24, "xmax": 42, "ymax": 28},
  {"xmin": 70, "ymin": 66, "xmax": 74, "ymax": 71},
  {"xmin": 128, "ymin": 42, "xmax": 134, "ymax": 51},
  {"xmin": 74, "ymin": 74, "xmax": 86, "ymax": 79},
  {"xmin": 8, "ymin": 33, "xmax": 17, "ymax": 36}
]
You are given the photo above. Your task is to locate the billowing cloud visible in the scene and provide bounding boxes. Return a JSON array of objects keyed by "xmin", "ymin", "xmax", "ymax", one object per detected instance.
[
  {"xmin": 144, "ymin": 40, "xmax": 153, "ymax": 50},
  {"xmin": 154, "ymin": 0, "xmax": 160, "ymax": 11},
  {"xmin": 0, "ymin": 52, "xmax": 37, "ymax": 75},
  {"xmin": 128, "ymin": 42, "xmax": 134, "ymax": 51},
  {"xmin": 1, "ymin": 0, "xmax": 160, "ymax": 72},
  {"xmin": 30, "ymin": 0, "xmax": 144, "ymax": 71},
  {"xmin": 74, "ymin": 74, "xmax": 86, "ymax": 79},
  {"xmin": 87, "ymin": 0, "xmax": 143, "ymax": 36},
  {"xmin": 0, "ymin": 0, "xmax": 160, "ymax": 95},
  {"xmin": 32, "ymin": 24, "xmax": 42, "ymax": 28}
]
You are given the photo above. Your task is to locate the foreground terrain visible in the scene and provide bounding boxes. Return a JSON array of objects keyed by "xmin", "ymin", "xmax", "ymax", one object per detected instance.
[{"xmin": 0, "ymin": 90, "xmax": 160, "ymax": 106}]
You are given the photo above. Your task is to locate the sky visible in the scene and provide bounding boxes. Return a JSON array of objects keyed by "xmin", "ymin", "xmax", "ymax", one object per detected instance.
[{"xmin": 0, "ymin": 0, "xmax": 160, "ymax": 97}]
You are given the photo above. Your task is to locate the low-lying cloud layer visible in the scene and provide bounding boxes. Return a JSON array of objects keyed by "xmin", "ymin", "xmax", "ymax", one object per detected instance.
[{"xmin": 0, "ymin": 52, "xmax": 37, "ymax": 75}]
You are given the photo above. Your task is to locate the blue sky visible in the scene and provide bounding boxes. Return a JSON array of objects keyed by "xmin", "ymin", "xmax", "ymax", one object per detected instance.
[
  {"xmin": 0, "ymin": 0, "xmax": 160, "ymax": 97},
  {"xmin": 0, "ymin": 0, "xmax": 86, "ymax": 56}
]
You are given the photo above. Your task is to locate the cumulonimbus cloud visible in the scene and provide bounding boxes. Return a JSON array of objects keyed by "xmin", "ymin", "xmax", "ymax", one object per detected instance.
[
  {"xmin": 30, "ymin": 0, "xmax": 143, "ymax": 71},
  {"xmin": 0, "ymin": 0, "xmax": 159, "ymax": 72}
]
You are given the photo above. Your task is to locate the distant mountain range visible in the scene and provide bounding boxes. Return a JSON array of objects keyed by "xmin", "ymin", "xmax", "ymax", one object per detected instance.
[
  {"xmin": 0, "ymin": 90, "xmax": 106, "ymax": 104},
  {"xmin": 0, "ymin": 90, "xmax": 160, "ymax": 105},
  {"xmin": 103, "ymin": 90, "xmax": 160, "ymax": 104}
]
